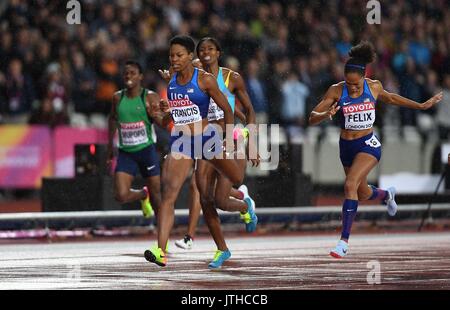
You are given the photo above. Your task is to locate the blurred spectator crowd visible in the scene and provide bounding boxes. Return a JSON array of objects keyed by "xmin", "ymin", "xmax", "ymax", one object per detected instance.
[{"xmin": 0, "ymin": 0, "xmax": 449, "ymax": 141}]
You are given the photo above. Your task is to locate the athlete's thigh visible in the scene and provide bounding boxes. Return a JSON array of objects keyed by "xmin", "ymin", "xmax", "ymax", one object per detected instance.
[
  {"xmin": 208, "ymin": 156, "xmax": 241, "ymax": 184},
  {"xmin": 346, "ymin": 152, "xmax": 378, "ymax": 184},
  {"xmin": 114, "ymin": 172, "xmax": 134, "ymax": 195}
]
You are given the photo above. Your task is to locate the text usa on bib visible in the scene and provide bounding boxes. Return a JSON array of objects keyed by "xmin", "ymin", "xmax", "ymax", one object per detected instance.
[{"xmin": 168, "ymin": 93, "xmax": 202, "ymax": 125}]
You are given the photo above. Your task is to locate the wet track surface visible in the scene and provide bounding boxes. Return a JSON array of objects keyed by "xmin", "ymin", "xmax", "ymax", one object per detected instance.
[{"xmin": 1, "ymin": 232, "xmax": 449, "ymax": 290}]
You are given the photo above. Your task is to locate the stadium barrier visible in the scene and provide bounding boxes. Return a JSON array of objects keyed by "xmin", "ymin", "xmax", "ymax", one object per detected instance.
[{"xmin": 1, "ymin": 204, "xmax": 449, "ymax": 231}]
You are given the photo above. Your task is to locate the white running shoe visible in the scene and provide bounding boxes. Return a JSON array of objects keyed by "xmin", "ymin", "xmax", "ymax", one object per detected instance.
[
  {"xmin": 330, "ymin": 240, "xmax": 349, "ymax": 258},
  {"xmin": 175, "ymin": 235, "xmax": 193, "ymax": 250},
  {"xmin": 238, "ymin": 185, "xmax": 249, "ymax": 200},
  {"xmin": 385, "ymin": 187, "xmax": 398, "ymax": 216}
]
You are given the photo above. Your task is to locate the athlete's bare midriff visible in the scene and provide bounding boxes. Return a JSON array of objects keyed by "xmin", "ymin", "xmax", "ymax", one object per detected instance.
[{"xmin": 340, "ymin": 128, "xmax": 373, "ymax": 140}]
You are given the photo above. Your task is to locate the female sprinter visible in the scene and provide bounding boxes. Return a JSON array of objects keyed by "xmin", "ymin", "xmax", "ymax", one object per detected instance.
[
  {"xmin": 185, "ymin": 37, "xmax": 259, "ymax": 268},
  {"xmin": 309, "ymin": 42, "xmax": 443, "ymax": 258},
  {"xmin": 144, "ymin": 35, "xmax": 245, "ymax": 268}
]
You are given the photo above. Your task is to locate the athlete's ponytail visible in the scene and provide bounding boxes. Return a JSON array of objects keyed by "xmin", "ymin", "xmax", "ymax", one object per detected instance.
[{"xmin": 345, "ymin": 41, "xmax": 376, "ymax": 76}]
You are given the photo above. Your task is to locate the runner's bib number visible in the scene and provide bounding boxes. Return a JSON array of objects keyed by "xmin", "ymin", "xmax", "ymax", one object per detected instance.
[
  {"xmin": 208, "ymin": 99, "xmax": 224, "ymax": 121},
  {"xmin": 342, "ymin": 102, "xmax": 376, "ymax": 130},
  {"xmin": 365, "ymin": 135, "xmax": 381, "ymax": 148},
  {"xmin": 120, "ymin": 121, "xmax": 149, "ymax": 146},
  {"xmin": 169, "ymin": 98, "xmax": 202, "ymax": 125}
]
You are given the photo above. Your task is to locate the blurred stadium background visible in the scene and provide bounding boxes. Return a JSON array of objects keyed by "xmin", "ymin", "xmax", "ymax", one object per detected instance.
[{"xmin": 0, "ymin": 0, "xmax": 449, "ymax": 236}]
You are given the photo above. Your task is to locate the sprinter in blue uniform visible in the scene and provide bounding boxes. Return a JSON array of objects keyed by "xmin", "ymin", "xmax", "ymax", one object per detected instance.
[
  {"xmin": 175, "ymin": 37, "xmax": 259, "ymax": 268},
  {"xmin": 144, "ymin": 35, "xmax": 245, "ymax": 267},
  {"xmin": 309, "ymin": 42, "xmax": 443, "ymax": 258},
  {"xmin": 166, "ymin": 38, "xmax": 259, "ymax": 261}
]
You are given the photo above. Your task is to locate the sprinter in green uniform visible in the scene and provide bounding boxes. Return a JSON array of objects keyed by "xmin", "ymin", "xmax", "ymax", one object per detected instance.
[{"xmin": 107, "ymin": 60, "xmax": 161, "ymax": 218}]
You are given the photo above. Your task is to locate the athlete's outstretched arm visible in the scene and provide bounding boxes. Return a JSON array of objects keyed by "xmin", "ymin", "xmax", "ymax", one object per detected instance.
[
  {"xmin": 158, "ymin": 69, "xmax": 171, "ymax": 83},
  {"xmin": 375, "ymin": 81, "xmax": 443, "ymax": 110},
  {"xmin": 158, "ymin": 67, "xmax": 173, "ymax": 83},
  {"xmin": 232, "ymin": 72, "xmax": 256, "ymax": 126},
  {"xmin": 232, "ymin": 71, "xmax": 260, "ymax": 166},
  {"xmin": 309, "ymin": 84, "xmax": 341, "ymax": 126}
]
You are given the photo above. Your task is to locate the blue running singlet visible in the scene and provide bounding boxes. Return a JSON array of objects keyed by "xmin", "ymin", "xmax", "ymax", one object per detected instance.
[
  {"xmin": 337, "ymin": 79, "xmax": 377, "ymax": 131},
  {"xmin": 167, "ymin": 68, "xmax": 210, "ymax": 126}
]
